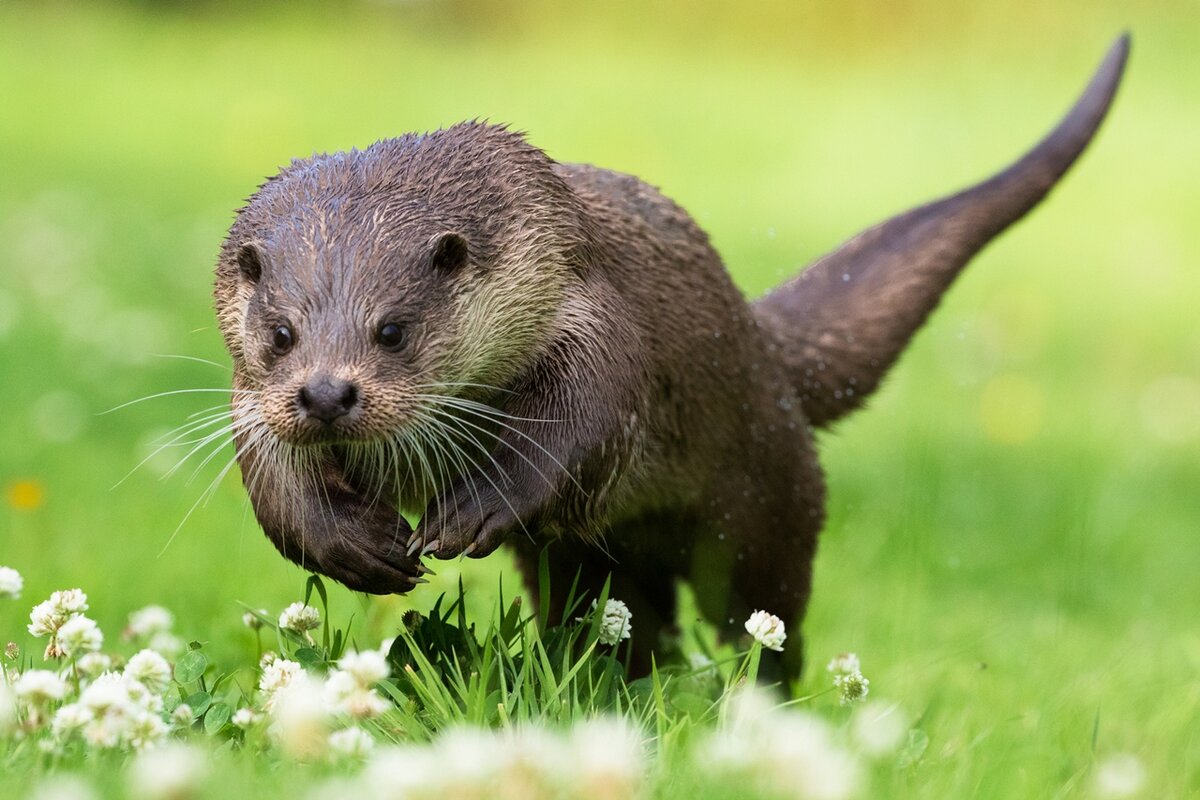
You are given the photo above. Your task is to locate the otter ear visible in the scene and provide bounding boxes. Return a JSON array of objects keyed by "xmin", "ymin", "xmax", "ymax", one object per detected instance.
[
  {"xmin": 429, "ymin": 232, "xmax": 469, "ymax": 271},
  {"xmin": 236, "ymin": 241, "xmax": 264, "ymax": 283}
]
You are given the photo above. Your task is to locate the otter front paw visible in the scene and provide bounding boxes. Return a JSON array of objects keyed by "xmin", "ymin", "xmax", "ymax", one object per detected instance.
[
  {"xmin": 413, "ymin": 482, "xmax": 532, "ymax": 561},
  {"xmin": 264, "ymin": 497, "xmax": 425, "ymax": 596},
  {"xmin": 314, "ymin": 529, "xmax": 425, "ymax": 595}
]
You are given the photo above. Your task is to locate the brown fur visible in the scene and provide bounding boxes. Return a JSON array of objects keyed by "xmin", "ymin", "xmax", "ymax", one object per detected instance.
[{"xmin": 214, "ymin": 38, "xmax": 1128, "ymax": 680}]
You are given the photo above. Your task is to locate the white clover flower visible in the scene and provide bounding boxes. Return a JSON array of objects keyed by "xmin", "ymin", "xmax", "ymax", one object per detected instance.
[
  {"xmin": 126, "ymin": 606, "xmax": 174, "ymax": 639},
  {"xmin": 123, "ymin": 676, "xmax": 163, "ymax": 714},
  {"xmin": 53, "ymin": 702, "xmax": 96, "ymax": 738},
  {"xmin": 54, "ymin": 589, "xmax": 89, "ymax": 615},
  {"xmin": 28, "ymin": 589, "xmax": 90, "ymax": 656},
  {"xmin": 850, "ymin": 701, "xmax": 908, "ymax": 757},
  {"xmin": 324, "ymin": 670, "xmax": 391, "ymax": 719},
  {"xmin": 706, "ymin": 690, "xmax": 861, "ymax": 800},
  {"xmin": 171, "ymin": 704, "xmax": 194, "ymax": 727},
  {"xmin": 765, "ymin": 713, "xmax": 861, "ymax": 800},
  {"xmin": 231, "ymin": 707, "xmax": 260, "ymax": 729},
  {"xmin": 0, "ymin": 682, "xmax": 17, "ymax": 733},
  {"xmin": 568, "ymin": 717, "xmax": 646, "ymax": 800},
  {"xmin": 744, "ymin": 610, "xmax": 787, "ymax": 652},
  {"xmin": 125, "ymin": 650, "xmax": 172, "ymax": 695},
  {"xmin": 38, "ymin": 738, "xmax": 63, "ymax": 756},
  {"xmin": 834, "ymin": 671, "xmax": 870, "ymax": 706},
  {"xmin": 1093, "ymin": 753, "xmax": 1146, "ymax": 799},
  {"xmin": 337, "ymin": 649, "xmax": 390, "ymax": 686},
  {"xmin": 76, "ymin": 652, "xmax": 113, "ymax": 678},
  {"xmin": 597, "ymin": 599, "xmax": 633, "ymax": 646},
  {"xmin": 147, "ymin": 632, "xmax": 184, "ymax": 658},
  {"xmin": 57, "ymin": 616, "xmax": 103, "ymax": 658},
  {"xmin": 269, "ymin": 672, "xmax": 331, "ymax": 760},
  {"xmin": 0, "ymin": 566, "xmax": 23, "ymax": 599},
  {"xmin": 495, "ymin": 726, "xmax": 569, "ymax": 796},
  {"xmin": 80, "ymin": 672, "xmax": 134, "ymax": 713},
  {"xmin": 259, "ymin": 651, "xmax": 279, "ymax": 668},
  {"xmin": 71, "ymin": 672, "xmax": 165, "ymax": 749},
  {"xmin": 363, "ymin": 745, "xmax": 442, "ymax": 800},
  {"xmin": 826, "ymin": 652, "xmax": 861, "ymax": 676},
  {"xmin": 242, "ymin": 609, "xmax": 268, "ymax": 630},
  {"xmin": 14, "ymin": 669, "xmax": 69, "ymax": 703},
  {"xmin": 278, "ymin": 602, "xmax": 320, "ymax": 633},
  {"xmin": 128, "ymin": 742, "xmax": 208, "ymax": 800},
  {"xmin": 125, "ymin": 710, "xmax": 169, "ymax": 751},
  {"xmin": 429, "ymin": 727, "xmax": 508, "ymax": 796},
  {"xmin": 27, "ymin": 776, "xmax": 100, "ymax": 800},
  {"xmin": 576, "ymin": 599, "xmax": 634, "ymax": 646},
  {"xmin": 329, "ymin": 726, "xmax": 377, "ymax": 759},
  {"xmin": 28, "ymin": 599, "xmax": 64, "ymax": 637},
  {"xmin": 258, "ymin": 658, "xmax": 303, "ymax": 711}
]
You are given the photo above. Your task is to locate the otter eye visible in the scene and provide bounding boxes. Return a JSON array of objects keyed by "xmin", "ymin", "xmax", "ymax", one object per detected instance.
[
  {"xmin": 376, "ymin": 322, "xmax": 405, "ymax": 351},
  {"xmin": 272, "ymin": 325, "xmax": 294, "ymax": 354}
]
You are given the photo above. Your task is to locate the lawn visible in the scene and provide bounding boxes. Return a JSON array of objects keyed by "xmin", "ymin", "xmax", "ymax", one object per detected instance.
[{"xmin": 1, "ymin": 1, "xmax": 1197, "ymax": 797}]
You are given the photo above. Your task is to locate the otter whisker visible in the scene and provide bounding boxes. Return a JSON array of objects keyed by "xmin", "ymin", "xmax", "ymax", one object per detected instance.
[
  {"xmin": 163, "ymin": 414, "xmax": 260, "ymax": 484},
  {"xmin": 158, "ymin": 442, "xmax": 243, "ymax": 558},
  {"xmin": 182, "ymin": 430, "xmax": 244, "ymax": 486},
  {"xmin": 411, "ymin": 411, "xmax": 486, "ymax": 538},
  {"xmin": 417, "ymin": 394, "xmax": 574, "ymax": 467},
  {"xmin": 416, "ymin": 409, "xmax": 533, "ymax": 545},
  {"xmin": 412, "ymin": 392, "xmax": 564, "ymax": 424},
  {"xmin": 172, "ymin": 403, "xmax": 236, "ymax": 426},
  {"xmin": 416, "ymin": 418, "xmax": 465, "ymax": 546},
  {"xmin": 414, "ymin": 407, "xmax": 505, "ymax": 488},
  {"xmin": 412, "ymin": 381, "xmax": 518, "ymax": 397},
  {"xmin": 114, "ymin": 410, "xmax": 244, "ymax": 490},
  {"xmin": 152, "ymin": 354, "xmax": 232, "ymax": 372},
  {"xmin": 405, "ymin": 415, "xmax": 456, "ymax": 550},
  {"xmin": 101, "ymin": 387, "xmax": 259, "ymax": 415},
  {"xmin": 421, "ymin": 401, "xmax": 572, "ymax": 494}
]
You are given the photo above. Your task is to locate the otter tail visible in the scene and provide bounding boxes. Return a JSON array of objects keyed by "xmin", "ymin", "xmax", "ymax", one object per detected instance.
[{"xmin": 753, "ymin": 34, "xmax": 1129, "ymax": 429}]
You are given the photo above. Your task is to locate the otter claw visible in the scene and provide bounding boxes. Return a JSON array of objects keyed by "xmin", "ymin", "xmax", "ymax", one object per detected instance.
[
  {"xmin": 461, "ymin": 542, "xmax": 478, "ymax": 557},
  {"xmin": 406, "ymin": 537, "xmax": 425, "ymax": 557},
  {"xmin": 416, "ymin": 563, "xmax": 435, "ymax": 576},
  {"xmin": 411, "ymin": 577, "xmax": 429, "ymax": 585},
  {"xmin": 421, "ymin": 539, "xmax": 440, "ymax": 555}
]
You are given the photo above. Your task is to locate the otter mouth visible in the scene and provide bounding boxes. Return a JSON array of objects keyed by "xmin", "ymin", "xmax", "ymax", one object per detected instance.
[{"xmin": 289, "ymin": 424, "xmax": 376, "ymax": 447}]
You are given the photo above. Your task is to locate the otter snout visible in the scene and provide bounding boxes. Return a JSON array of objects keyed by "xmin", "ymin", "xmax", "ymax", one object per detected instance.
[{"xmin": 298, "ymin": 375, "xmax": 359, "ymax": 424}]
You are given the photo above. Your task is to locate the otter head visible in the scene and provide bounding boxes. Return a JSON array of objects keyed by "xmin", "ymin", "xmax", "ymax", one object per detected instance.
[
  {"xmin": 227, "ymin": 228, "xmax": 479, "ymax": 448},
  {"xmin": 215, "ymin": 122, "xmax": 589, "ymax": 521}
]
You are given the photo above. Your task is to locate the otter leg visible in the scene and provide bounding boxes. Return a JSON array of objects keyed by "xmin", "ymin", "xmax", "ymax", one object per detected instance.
[
  {"xmin": 512, "ymin": 536, "xmax": 681, "ymax": 678},
  {"xmin": 232, "ymin": 425, "xmax": 423, "ymax": 594},
  {"xmin": 416, "ymin": 313, "xmax": 641, "ymax": 562},
  {"xmin": 688, "ymin": 442, "xmax": 823, "ymax": 687}
]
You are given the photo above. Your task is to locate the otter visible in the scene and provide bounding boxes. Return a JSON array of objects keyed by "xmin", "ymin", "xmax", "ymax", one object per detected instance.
[{"xmin": 213, "ymin": 37, "xmax": 1128, "ymax": 679}]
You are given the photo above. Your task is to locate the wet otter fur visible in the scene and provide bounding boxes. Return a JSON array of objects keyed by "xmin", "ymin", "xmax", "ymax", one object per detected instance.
[{"xmin": 214, "ymin": 37, "xmax": 1128, "ymax": 680}]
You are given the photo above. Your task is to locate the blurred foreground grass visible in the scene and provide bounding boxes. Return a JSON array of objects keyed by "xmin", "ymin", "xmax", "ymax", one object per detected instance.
[{"xmin": 1, "ymin": 0, "xmax": 1197, "ymax": 795}]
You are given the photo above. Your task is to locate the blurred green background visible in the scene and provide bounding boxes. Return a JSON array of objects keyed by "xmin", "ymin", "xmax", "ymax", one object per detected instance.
[{"xmin": 1, "ymin": 0, "xmax": 1196, "ymax": 794}]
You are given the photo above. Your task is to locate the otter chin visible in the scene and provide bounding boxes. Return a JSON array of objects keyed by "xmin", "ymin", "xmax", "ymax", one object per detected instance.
[{"xmin": 213, "ymin": 37, "xmax": 1128, "ymax": 679}]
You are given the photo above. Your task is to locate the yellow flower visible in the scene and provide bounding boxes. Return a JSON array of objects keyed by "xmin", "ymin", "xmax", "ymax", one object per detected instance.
[{"xmin": 6, "ymin": 479, "xmax": 45, "ymax": 511}]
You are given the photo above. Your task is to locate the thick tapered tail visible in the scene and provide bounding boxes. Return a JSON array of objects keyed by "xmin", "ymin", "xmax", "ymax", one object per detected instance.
[{"xmin": 754, "ymin": 34, "xmax": 1130, "ymax": 428}]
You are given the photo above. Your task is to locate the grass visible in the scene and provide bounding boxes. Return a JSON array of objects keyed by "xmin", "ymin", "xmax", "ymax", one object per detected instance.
[{"xmin": 1, "ymin": 0, "xmax": 1198, "ymax": 796}]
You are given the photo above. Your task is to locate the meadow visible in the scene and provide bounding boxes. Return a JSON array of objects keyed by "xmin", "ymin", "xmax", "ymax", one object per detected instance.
[{"xmin": 1, "ymin": 1, "xmax": 1197, "ymax": 797}]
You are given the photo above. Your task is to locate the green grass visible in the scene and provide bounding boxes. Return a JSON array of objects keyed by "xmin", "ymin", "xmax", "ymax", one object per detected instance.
[{"xmin": 1, "ymin": 0, "xmax": 1198, "ymax": 796}]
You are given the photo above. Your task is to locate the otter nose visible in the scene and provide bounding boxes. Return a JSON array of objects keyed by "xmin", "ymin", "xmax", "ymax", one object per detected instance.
[{"xmin": 298, "ymin": 376, "xmax": 358, "ymax": 424}]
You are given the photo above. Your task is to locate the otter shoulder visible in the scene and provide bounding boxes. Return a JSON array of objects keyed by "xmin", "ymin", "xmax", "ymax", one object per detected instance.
[{"xmin": 554, "ymin": 163, "xmax": 712, "ymax": 250}]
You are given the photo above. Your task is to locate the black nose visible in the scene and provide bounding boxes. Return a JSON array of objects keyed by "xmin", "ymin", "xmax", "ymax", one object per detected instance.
[{"xmin": 298, "ymin": 376, "xmax": 358, "ymax": 424}]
